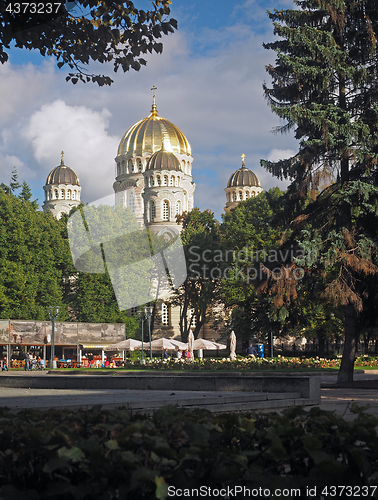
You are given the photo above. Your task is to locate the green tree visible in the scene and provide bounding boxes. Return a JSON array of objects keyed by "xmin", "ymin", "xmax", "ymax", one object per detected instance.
[
  {"xmin": 220, "ymin": 189, "xmax": 285, "ymax": 344},
  {"xmin": 261, "ymin": 0, "xmax": 378, "ymax": 381},
  {"xmin": 1, "ymin": 0, "xmax": 177, "ymax": 86},
  {"xmin": 171, "ymin": 209, "xmax": 222, "ymax": 342},
  {"xmin": 64, "ymin": 204, "xmax": 147, "ymax": 335},
  {"xmin": 18, "ymin": 181, "xmax": 38, "ymax": 208},
  {"xmin": 0, "ymin": 191, "xmax": 69, "ymax": 319},
  {"xmin": 0, "ymin": 167, "xmax": 21, "ymax": 195}
]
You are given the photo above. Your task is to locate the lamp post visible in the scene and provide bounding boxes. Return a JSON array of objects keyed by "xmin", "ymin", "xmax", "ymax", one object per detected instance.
[
  {"xmin": 144, "ymin": 305, "xmax": 154, "ymax": 360},
  {"xmin": 48, "ymin": 306, "xmax": 59, "ymax": 369},
  {"xmin": 137, "ymin": 310, "xmax": 145, "ymax": 364}
]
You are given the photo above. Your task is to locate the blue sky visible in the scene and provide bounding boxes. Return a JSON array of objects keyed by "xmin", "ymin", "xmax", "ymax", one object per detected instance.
[{"xmin": 1, "ymin": 0, "xmax": 298, "ymax": 220}]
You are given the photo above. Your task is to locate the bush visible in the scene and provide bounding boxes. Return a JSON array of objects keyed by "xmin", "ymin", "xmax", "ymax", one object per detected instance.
[{"xmin": 0, "ymin": 405, "xmax": 377, "ymax": 499}]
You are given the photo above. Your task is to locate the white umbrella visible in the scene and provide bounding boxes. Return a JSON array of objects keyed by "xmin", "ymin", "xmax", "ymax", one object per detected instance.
[
  {"xmin": 192, "ymin": 338, "xmax": 227, "ymax": 350},
  {"xmin": 150, "ymin": 338, "xmax": 182, "ymax": 350},
  {"xmin": 169, "ymin": 339, "xmax": 188, "ymax": 349},
  {"xmin": 188, "ymin": 329, "xmax": 194, "ymax": 359},
  {"xmin": 230, "ymin": 331, "xmax": 236, "ymax": 361},
  {"xmin": 104, "ymin": 339, "xmax": 143, "ymax": 351}
]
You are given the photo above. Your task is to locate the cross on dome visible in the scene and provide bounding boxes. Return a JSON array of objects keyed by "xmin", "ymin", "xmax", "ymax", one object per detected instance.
[
  {"xmin": 151, "ymin": 85, "xmax": 157, "ymax": 104},
  {"xmin": 241, "ymin": 154, "xmax": 246, "ymax": 168},
  {"xmin": 151, "ymin": 85, "xmax": 158, "ymax": 116},
  {"xmin": 61, "ymin": 151, "xmax": 65, "ymax": 165}
]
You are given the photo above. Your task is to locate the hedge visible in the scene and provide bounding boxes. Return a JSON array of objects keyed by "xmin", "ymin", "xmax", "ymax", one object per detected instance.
[{"xmin": 0, "ymin": 404, "xmax": 377, "ymax": 499}]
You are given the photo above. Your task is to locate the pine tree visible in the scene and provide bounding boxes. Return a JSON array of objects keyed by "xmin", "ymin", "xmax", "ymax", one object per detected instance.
[
  {"xmin": 10, "ymin": 168, "xmax": 21, "ymax": 194},
  {"xmin": 18, "ymin": 181, "xmax": 32, "ymax": 202},
  {"xmin": 261, "ymin": 0, "xmax": 378, "ymax": 382}
]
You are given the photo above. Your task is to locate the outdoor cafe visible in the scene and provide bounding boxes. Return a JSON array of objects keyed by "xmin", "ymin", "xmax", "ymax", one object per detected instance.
[{"xmin": 0, "ymin": 319, "xmax": 126, "ymax": 369}]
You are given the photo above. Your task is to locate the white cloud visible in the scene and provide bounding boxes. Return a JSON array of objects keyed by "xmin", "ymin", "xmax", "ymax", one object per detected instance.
[
  {"xmin": 23, "ymin": 100, "xmax": 119, "ymax": 203},
  {"xmin": 267, "ymin": 148, "xmax": 297, "ymax": 162},
  {"xmin": 0, "ymin": 0, "xmax": 299, "ymax": 218}
]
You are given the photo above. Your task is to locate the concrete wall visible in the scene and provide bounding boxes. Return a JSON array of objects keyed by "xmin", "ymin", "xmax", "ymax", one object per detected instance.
[{"xmin": 0, "ymin": 373, "xmax": 321, "ymax": 405}]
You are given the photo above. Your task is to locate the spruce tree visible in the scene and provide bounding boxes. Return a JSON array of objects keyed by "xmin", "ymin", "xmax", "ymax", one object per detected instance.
[{"xmin": 262, "ymin": 0, "xmax": 378, "ymax": 382}]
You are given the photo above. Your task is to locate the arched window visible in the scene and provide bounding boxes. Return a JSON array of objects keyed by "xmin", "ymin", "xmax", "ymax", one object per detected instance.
[
  {"xmin": 60, "ymin": 189, "xmax": 65, "ymax": 199},
  {"xmin": 67, "ymin": 190, "xmax": 71, "ymax": 200},
  {"xmin": 117, "ymin": 163, "xmax": 121, "ymax": 176},
  {"xmin": 162, "ymin": 200, "xmax": 169, "ymax": 221},
  {"xmin": 138, "ymin": 159, "xmax": 142, "ymax": 172},
  {"xmin": 239, "ymin": 191, "xmax": 243, "ymax": 200},
  {"xmin": 121, "ymin": 161, "xmax": 125, "ymax": 174},
  {"xmin": 128, "ymin": 159, "xmax": 133, "ymax": 173},
  {"xmin": 150, "ymin": 176, "xmax": 154, "ymax": 187},
  {"xmin": 162, "ymin": 303, "xmax": 170, "ymax": 326},
  {"xmin": 182, "ymin": 160, "xmax": 186, "ymax": 173},
  {"xmin": 127, "ymin": 190, "xmax": 136, "ymax": 213},
  {"xmin": 149, "ymin": 200, "xmax": 156, "ymax": 222},
  {"xmin": 72, "ymin": 191, "xmax": 76, "ymax": 200},
  {"xmin": 246, "ymin": 191, "xmax": 250, "ymax": 198},
  {"xmin": 175, "ymin": 176, "xmax": 179, "ymax": 187},
  {"xmin": 49, "ymin": 190, "xmax": 53, "ymax": 200},
  {"xmin": 169, "ymin": 176, "xmax": 174, "ymax": 186},
  {"xmin": 163, "ymin": 175, "xmax": 168, "ymax": 186},
  {"xmin": 176, "ymin": 200, "xmax": 182, "ymax": 216},
  {"xmin": 157, "ymin": 175, "xmax": 161, "ymax": 186},
  {"xmin": 233, "ymin": 192, "xmax": 237, "ymax": 202}
]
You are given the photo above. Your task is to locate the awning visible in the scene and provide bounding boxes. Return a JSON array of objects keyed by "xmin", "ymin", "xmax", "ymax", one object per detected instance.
[{"xmin": 81, "ymin": 344, "xmax": 108, "ymax": 349}]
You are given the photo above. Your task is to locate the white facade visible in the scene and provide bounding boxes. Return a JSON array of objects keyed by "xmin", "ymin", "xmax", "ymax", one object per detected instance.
[
  {"xmin": 113, "ymin": 100, "xmax": 195, "ymax": 230},
  {"xmin": 42, "ymin": 154, "xmax": 82, "ymax": 219}
]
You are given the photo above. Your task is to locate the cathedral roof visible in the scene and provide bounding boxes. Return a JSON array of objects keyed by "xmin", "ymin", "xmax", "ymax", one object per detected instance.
[
  {"xmin": 227, "ymin": 155, "xmax": 261, "ymax": 188},
  {"xmin": 46, "ymin": 153, "xmax": 80, "ymax": 186},
  {"xmin": 146, "ymin": 149, "xmax": 181, "ymax": 172},
  {"xmin": 117, "ymin": 95, "xmax": 191, "ymax": 157}
]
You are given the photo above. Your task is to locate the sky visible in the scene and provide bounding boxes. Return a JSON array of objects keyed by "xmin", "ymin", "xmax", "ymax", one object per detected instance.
[{"xmin": 0, "ymin": 0, "xmax": 299, "ymax": 221}]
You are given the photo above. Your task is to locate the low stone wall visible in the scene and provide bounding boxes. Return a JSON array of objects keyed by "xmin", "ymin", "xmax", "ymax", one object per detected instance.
[{"xmin": 0, "ymin": 372, "xmax": 321, "ymax": 405}]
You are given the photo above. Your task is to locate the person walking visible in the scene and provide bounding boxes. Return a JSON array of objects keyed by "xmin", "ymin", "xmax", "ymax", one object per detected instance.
[
  {"xmin": 246, "ymin": 343, "xmax": 258, "ymax": 357},
  {"xmin": 24, "ymin": 351, "xmax": 30, "ymax": 371}
]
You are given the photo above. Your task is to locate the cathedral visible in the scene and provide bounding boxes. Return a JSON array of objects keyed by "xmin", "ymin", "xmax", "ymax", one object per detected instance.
[{"xmin": 42, "ymin": 89, "xmax": 263, "ymax": 338}]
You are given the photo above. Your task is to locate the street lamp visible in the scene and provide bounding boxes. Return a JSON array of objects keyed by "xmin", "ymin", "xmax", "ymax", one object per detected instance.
[
  {"xmin": 137, "ymin": 310, "xmax": 145, "ymax": 364},
  {"xmin": 144, "ymin": 305, "xmax": 154, "ymax": 360},
  {"xmin": 48, "ymin": 306, "xmax": 59, "ymax": 369}
]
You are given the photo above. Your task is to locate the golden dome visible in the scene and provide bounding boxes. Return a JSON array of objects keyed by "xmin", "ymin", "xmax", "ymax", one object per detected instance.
[
  {"xmin": 147, "ymin": 149, "xmax": 181, "ymax": 171},
  {"xmin": 46, "ymin": 153, "xmax": 80, "ymax": 186},
  {"xmin": 227, "ymin": 155, "xmax": 261, "ymax": 188},
  {"xmin": 117, "ymin": 103, "xmax": 191, "ymax": 157}
]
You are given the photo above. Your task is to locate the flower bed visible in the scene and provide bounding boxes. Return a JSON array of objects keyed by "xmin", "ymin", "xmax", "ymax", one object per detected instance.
[{"xmin": 111, "ymin": 354, "xmax": 378, "ymax": 371}]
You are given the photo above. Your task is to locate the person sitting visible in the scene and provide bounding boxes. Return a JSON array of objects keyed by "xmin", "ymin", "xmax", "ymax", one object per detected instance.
[
  {"xmin": 183, "ymin": 349, "xmax": 191, "ymax": 360},
  {"xmin": 162, "ymin": 348, "xmax": 169, "ymax": 360},
  {"xmin": 246, "ymin": 343, "xmax": 258, "ymax": 357},
  {"xmin": 39, "ymin": 358, "xmax": 45, "ymax": 370},
  {"xmin": 176, "ymin": 349, "xmax": 182, "ymax": 360}
]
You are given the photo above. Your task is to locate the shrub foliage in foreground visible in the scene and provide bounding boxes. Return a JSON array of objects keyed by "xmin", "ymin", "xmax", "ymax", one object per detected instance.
[{"xmin": 0, "ymin": 405, "xmax": 377, "ymax": 499}]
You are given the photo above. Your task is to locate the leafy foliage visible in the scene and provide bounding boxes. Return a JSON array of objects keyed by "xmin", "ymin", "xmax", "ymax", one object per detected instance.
[
  {"xmin": 1, "ymin": 0, "xmax": 177, "ymax": 86},
  {"xmin": 0, "ymin": 191, "xmax": 69, "ymax": 320},
  {"xmin": 261, "ymin": 0, "xmax": 378, "ymax": 382},
  {"xmin": 172, "ymin": 209, "xmax": 223, "ymax": 342},
  {"xmin": 220, "ymin": 189, "xmax": 285, "ymax": 342},
  {"xmin": 0, "ymin": 405, "xmax": 377, "ymax": 499}
]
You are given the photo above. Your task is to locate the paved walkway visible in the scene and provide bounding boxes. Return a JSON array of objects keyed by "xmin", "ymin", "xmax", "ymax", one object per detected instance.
[
  {"xmin": 318, "ymin": 372, "xmax": 378, "ymax": 421},
  {"xmin": 0, "ymin": 370, "xmax": 377, "ymax": 419}
]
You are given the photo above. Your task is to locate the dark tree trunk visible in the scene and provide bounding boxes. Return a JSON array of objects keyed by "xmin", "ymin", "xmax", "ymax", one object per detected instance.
[
  {"xmin": 318, "ymin": 335, "xmax": 325, "ymax": 357},
  {"xmin": 337, "ymin": 303, "xmax": 358, "ymax": 383}
]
